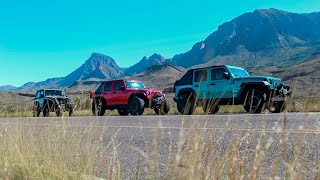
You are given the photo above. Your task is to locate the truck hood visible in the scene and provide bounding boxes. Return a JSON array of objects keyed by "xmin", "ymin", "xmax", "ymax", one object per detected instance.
[
  {"xmin": 235, "ymin": 76, "xmax": 283, "ymax": 87},
  {"xmin": 126, "ymin": 88, "xmax": 164, "ymax": 97}
]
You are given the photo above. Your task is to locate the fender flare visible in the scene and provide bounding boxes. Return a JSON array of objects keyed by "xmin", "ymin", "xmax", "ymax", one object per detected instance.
[
  {"xmin": 94, "ymin": 96, "xmax": 107, "ymax": 106},
  {"xmin": 177, "ymin": 88, "xmax": 197, "ymax": 100},
  {"xmin": 238, "ymin": 82, "xmax": 271, "ymax": 102},
  {"xmin": 128, "ymin": 92, "xmax": 148, "ymax": 103}
]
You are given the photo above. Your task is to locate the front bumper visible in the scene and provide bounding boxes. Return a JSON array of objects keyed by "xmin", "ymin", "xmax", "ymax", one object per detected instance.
[
  {"xmin": 54, "ymin": 98, "xmax": 74, "ymax": 111},
  {"xmin": 151, "ymin": 93, "xmax": 167, "ymax": 109},
  {"xmin": 271, "ymin": 85, "xmax": 292, "ymax": 102}
]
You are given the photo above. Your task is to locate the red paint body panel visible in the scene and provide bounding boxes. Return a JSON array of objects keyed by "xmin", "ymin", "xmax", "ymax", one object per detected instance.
[{"xmin": 91, "ymin": 80, "xmax": 164, "ymax": 107}]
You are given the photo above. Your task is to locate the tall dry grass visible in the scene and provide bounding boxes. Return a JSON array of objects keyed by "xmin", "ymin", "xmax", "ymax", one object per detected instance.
[{"xmin": 0, "ymin": 114, "xmax": 318, "ymax": 179}]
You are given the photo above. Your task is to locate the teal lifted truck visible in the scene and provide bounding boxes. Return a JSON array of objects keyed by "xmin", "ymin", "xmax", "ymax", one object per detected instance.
[{"xmin": 173, "ymin": 65, "xmax": 292, "ymax": 115}]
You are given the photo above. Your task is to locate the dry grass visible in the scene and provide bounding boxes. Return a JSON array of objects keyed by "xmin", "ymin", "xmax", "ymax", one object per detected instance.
[{"xmin": 0, "ymin": 114, "xmax": 318, "ymax": 179}]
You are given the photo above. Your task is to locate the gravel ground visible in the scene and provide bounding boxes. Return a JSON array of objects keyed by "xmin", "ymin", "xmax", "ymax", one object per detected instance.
[{"xmin": 0, "ymin": 112, "xmax": 319, "ymax": 179}]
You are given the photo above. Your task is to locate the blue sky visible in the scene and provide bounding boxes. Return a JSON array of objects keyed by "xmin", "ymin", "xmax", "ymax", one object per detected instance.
[{"xmin": 0, "ymin": 0, "xmax": 319, "ymax": 87}]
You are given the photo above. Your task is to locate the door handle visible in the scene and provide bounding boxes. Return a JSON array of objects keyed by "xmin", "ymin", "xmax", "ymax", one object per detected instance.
[{"xmin": 210, "ymin": 83, "xmax": 216, "ymax": 86}]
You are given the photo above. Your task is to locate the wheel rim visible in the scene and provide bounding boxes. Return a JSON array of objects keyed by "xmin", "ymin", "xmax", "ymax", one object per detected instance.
[
  {"xmin": 131, "ymin": 101, "xmax": 138, "ymax": 112},
  {"xmin": 97, "ymin": 101, "xmax": 102, "ymax": 113},
  {"xmin": 248, "ymin": 96, "xmax": 260, "ymax": 109}
]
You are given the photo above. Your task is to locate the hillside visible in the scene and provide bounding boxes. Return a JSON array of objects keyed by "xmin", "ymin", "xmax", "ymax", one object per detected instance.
[
  {"xmin": 17, "ymin": 53, "xmax": 124, "ymax": 91},
  {"xmin": 132, "ymin": 64, "xmax": 186, "ymax": 90},
  {"xmin": 0, "ymin": 85, "xmax": 17, "ymax": 92},
  {"xmin": 170, "ymin": 9, "xmax": 320, "ymax": 68},
  {"xmin": 270, "ymin": 58, "xmax": 320, "ymax": 94},
  {"xmin": 58, "ymin": 53, "xmax": 123, "ymax": 87},
  {"xmin": 125, "ymin": 53, "xmax": 167, "ymax": 75}
]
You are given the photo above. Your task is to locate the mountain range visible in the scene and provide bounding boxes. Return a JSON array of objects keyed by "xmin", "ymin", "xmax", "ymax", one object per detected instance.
[{"xmin": 1, "ymin": 8, "xmax": 320, "ymax": 94}]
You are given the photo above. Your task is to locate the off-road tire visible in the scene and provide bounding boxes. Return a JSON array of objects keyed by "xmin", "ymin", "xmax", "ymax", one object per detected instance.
[
  {"xmin": 69, "ymin": 105, "xmax": 74, "ymax": 116},
  {"xmin": 55, "ymin": 108, "xmax": 63, "ymax": 117},
  {"xmin": 43, "ymin": 104, "xmax": 50, "ymax": 117},
  {"xmin": 244, "ymin": 89, "xmax": 266, "ymax": 114},
  {"xmin": 154, "ymin": 100, "xmax": 170, "ymax": 115},
  {"xmin": 92, "ymin": 98, "xmax": 106, "ymax": 116},
  {"xmin": 203, "ymin": 101, "xmax": 220, "ymax": 114},
  {"xmin": 33, "ymin": 104, "xmax": 40, "ymax": 117},
  {"xmin": 128, "ymin": 96, "xmax": 145, "ymax": 116},
  {"xmin": 118, "ymin": 108, "xmax": 129, "ymax": 116},
  {"xmin": 270, "ymin": 101, "xmax": 287, "ymax": 113},
  {"xmin": 177, "ymin": 93, "xmax": 196, "ymax": 115}
]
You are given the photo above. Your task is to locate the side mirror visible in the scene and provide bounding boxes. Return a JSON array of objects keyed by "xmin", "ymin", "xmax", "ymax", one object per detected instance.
[
  {"xmin": 223, "ymin": 72, "xmax": 230, "ymax": 80},
  {"xmin": 120, "ymin": 86, "xmax": 126, "ymax": 91}
]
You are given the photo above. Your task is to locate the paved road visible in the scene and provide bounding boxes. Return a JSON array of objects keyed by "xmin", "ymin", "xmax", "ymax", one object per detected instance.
[{"xmin": 0, "ymin": 112, "xmax": 319, "ymax": 179}]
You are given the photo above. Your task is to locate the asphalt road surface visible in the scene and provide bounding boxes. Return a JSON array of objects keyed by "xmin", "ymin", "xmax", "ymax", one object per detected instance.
[{"xmin": 0, "ymin": 112, "xmax": 319, "ymax": 179}]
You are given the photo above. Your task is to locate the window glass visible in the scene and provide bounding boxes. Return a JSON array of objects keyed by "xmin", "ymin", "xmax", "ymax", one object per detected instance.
[
  {"xmin": 125, "ymin": 81, "xmax": 146, "ymax": 89},
  {"xmin": 96, "ymin": 84, "xmax": 104, "ymax": 94},
  {"xmin": 177, "ymin": 70, "xmax": 193, "ymax": 85},
  {"xmin": 36, "ymin": 91, "xmax": 40, "ymax": 99},
  {"xmin": 40, "ymin": 90, "xmax": 44, "ymax": 97},
  {"xmin": 228, "ymin": 67, "xmax": 250, "ymax": 78},
  {"xmin": 114, "ymin": 81, "xmax": 124, "ymax": 90},
  {"xmin": 194, "ymin": 70, "xmax": 207, "ymax": 82},
  {"xmin": 211, "ymin": 68, "xmax": 228, "ymax": 80},
  {"xmin": 45, "ymin": 90, "xmax": 64, "ymax": 96},
  {"xmin": 104, "ymin": 83, "xmax": 112, "ymax": 91}
]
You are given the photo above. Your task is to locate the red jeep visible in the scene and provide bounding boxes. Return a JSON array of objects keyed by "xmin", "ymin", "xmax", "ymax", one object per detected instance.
[{"xmin": 89, "ymin": 80, "xmax": 170, "ymax": 116}]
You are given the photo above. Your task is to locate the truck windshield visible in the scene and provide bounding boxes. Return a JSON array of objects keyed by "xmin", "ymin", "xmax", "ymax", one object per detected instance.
[
  {"xmin": 125, "ymin": 82, "xmax": 146, "ymax": 89},
  {"xmin": 228, "ymin": 67, "xmax": 250, "ymax": 78},
  {"xmin": 45, "ymin": 90, "xmax": 64, "ymax": 96}
]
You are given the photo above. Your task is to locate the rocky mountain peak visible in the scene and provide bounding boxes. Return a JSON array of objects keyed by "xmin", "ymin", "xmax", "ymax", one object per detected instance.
[
  {"xmin": 125, "ymin": 53, "xmax": 167, "ymax": 75},
  {"xmin": 172, "ymin": 9, "xmax": 320, "ymax": 68},
  {"xmin": 58, "ymin": 53, "xmax": 123, "ymax": 87}
]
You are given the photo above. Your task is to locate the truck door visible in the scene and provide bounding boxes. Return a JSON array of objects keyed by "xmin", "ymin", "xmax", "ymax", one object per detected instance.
[
  {"xmin": 208, "ymin": 67, "xmax": 233, "ymax": 99},
  {"xmin": 193, "ymin": 69, "xmax": 209, "ymax": 100},
  {"xmin": 112, "ymin": 81, "xmax": 127, "ymax": 105},
  {"xmin": 101, "ymin": 82, "xmax": 113, "ymax": 105}
]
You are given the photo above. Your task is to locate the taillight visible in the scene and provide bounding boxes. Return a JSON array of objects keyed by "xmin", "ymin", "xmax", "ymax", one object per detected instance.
[{"xmin": 89, "ymin": 91, "xmax": 94, "ymax": 99}]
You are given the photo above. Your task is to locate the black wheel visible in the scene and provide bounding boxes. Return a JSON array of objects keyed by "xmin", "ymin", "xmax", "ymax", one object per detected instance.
[
  {"xmin": 243, "ymin": 89, "xmax": 266, "ymax": 114},
  {"xmin": 92, "ymin": 98, "xmax": 106, "ymax": 116},
  {"xmin": 43, "ymin": 104, "xmax": 50, "ymax": 117},
  {"xmin": 176, "ymin": 93, "xmax": 196, "ymax": 115},
  {"xmin": 118, "ymin": 108, "xmax": 129, "ymax": 116},
  {"xmin": 69, "ymin": 105, "xmax": 74, "ymax": 116},
  {"xmin": 33, "ymin": 103, "xmax": 40, "ymax": 117},
  {"xmin": 55, "ymin": 109, "xmax": 62, "ymax": 117},
  {"xmin": 128, "ymin": 96, "xmax": 145, "ymax": 116},
  {"xmin": 270, "ymin": 101, "xmax": 287, "ymax": 113},
  {"xmin": 203, "ymin": 101, "xmax": 220, "ymax": 114},
  {"xmin": 154, "ymin": 100, "xmax": 170, "ymax": 115}
]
